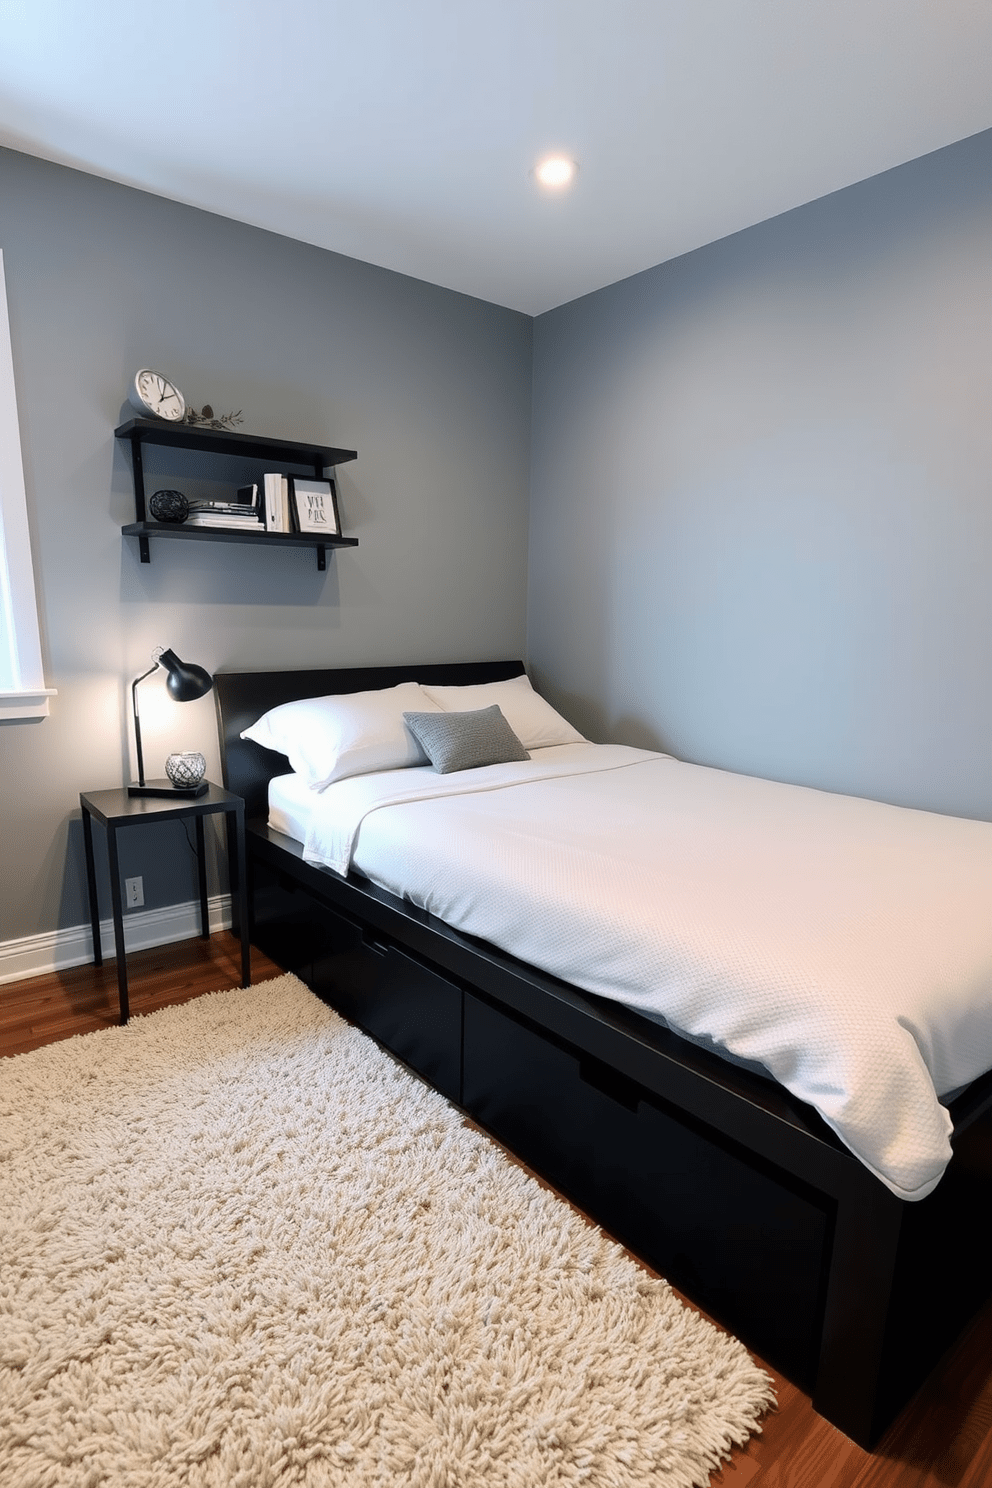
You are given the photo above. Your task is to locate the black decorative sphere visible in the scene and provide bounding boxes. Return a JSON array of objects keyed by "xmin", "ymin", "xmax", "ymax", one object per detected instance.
[{"xmin": 149, "ymin": 489, "xmax": 189, "ymax": 523}]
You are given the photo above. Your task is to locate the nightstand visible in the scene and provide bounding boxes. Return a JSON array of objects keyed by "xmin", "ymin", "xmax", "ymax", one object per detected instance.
[{"xmin": 79, "ymin": 782, "xmax": 250, "ymax": 1024}]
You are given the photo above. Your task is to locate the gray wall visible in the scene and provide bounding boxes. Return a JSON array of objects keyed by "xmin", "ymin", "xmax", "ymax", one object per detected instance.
[
  {"xmin": 529, "ymin": 129, "xmax": 992, "ymax": 822},
  {"xmin": 0, "ymin": 147, "xmax": 531, "ymax": 942},
  {"xmin": 4, "ymin": 123, "xmax": 991, "ymax": 950}
]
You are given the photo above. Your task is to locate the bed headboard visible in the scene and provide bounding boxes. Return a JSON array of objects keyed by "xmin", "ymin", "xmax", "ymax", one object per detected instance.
[{"xmin": 214, "ymin": 659, "xmax": 527, "ymax": 820}]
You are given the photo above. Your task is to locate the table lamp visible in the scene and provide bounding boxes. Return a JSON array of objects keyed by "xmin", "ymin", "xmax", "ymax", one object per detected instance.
[{"xmin": 128, "ymin": 646, "xmax": 213, "ymax": 798}]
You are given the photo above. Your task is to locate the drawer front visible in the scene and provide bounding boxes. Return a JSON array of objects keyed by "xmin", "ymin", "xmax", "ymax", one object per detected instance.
[
  {"xmin": 354, "ymin": 945, "xmax": 462, "ymax": 1105},
  {"xmin": 250, "ymin": 864, "xmax": 367, "ymax": 979},
  {"xmin": 314, "ymin": 933, "xmax": 461, "ymax": 1104},
  {"xmin": 462, "ymin": 990, "xmax": 831, "ymax": 1389},
  {"xmin": 250, "ymin": 862, "xmax": 461, "ymax": 1101}
]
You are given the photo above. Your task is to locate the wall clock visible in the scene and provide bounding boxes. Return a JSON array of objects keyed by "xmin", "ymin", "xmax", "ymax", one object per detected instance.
[{"xmin": 128, "ymin": 368, "xmax": 186, "ymax": 422}]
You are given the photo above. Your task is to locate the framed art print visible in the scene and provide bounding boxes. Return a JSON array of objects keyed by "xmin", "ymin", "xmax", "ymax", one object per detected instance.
[{"xmin": 289, "ymin": 477, "xmax": 341, "ymax": 535}]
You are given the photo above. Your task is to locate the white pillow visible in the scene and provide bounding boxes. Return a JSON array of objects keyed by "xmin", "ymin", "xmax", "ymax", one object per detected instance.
[
  {"xmin": 420, "ymin": 674, "xmax": 585, "ymax": 750},
  {"xmin": 241, "ymin": 681, "xmax": 442, "ymax": 789}
]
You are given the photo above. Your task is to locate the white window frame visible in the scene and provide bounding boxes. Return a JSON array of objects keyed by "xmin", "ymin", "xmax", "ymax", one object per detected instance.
[{"xmin": 0, "ymin": 250, "xmax": 55, "ymax": 720}]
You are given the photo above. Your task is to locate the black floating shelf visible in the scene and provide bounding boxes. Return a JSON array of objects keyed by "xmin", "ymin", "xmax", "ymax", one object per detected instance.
[
  {"xmin": 115, "ymin": 417, "xmax": 357, "ymax": 469},
  {"xmin": 121, "ymin": 522, "xmax": 359, "ymax": 571},
  {"xmin": 116, "ymin": 417, "xmax": 359, "ymax": 568}
]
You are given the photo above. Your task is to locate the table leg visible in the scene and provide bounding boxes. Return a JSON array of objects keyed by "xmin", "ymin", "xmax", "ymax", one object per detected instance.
[
  {"xmin": 80, "ymin": 802, "xmax": 102, "ymax": 966},
  {"xmin": 195, "ymin": 814, "xmax": 209, "ymax": 938},
  {"xmin": 105, "ymin": 824, "xmax": 130, "ymax": 1025},
  {"xmin": 228, "ymin": 807, "xmax": 251, "ymax": 987}
]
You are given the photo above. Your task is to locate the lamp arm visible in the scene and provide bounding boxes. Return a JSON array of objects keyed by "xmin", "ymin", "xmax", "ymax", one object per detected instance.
[{"xmin": 131, "ymin": 662, "xmax": 160, "ymax": 788}]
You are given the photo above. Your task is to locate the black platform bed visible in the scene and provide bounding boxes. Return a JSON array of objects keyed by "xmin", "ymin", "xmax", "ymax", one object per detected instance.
[{"xmin": 216, "ymin": 659, "xmax": 992, "ymax": 1449}]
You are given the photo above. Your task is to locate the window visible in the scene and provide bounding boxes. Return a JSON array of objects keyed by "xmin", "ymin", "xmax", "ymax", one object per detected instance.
[{"xmin": 0, "ymin": 250, "xmax": 54, "ymax": 720}]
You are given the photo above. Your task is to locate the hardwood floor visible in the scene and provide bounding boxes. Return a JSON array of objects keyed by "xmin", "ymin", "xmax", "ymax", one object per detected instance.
[
  {"xmin": 0, "ymin": 933, "xmax": 285, "ymax": 1057},
  {"xmin": 2, "ymin": 933, "xmax": 991, "ymax": 1486}
]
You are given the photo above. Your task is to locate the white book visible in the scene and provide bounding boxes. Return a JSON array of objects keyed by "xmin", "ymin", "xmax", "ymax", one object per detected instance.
[
  {"xmin": 262, "ymin": 473, "xmax": 293, "ymax": 532},
  {"xmin": 186, "ymin": 513, "xmax": 263, "ymax": 529},
  {"xmin": 187, "ymin": 523, "xmax": 262, "ymax": 532},
  {"xmin": 263, "ymin": 472, "xmax": 283, "ymax": 532}
]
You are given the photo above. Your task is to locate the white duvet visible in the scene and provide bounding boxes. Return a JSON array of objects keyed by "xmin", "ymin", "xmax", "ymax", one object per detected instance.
[{"xmin": 285, "ymin": 743, "xmax": 992, "ymax": 1200}]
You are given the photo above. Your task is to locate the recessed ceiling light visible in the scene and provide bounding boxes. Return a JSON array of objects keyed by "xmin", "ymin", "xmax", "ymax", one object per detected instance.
[{"xmin": 533, "ymin": 156, "xmax": 577, "ymax": 191}]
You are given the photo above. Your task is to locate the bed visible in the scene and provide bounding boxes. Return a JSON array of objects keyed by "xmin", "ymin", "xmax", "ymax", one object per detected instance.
[{"xmin": 216, "ymin": 659, "xmax": 992, "ymax": 1449}]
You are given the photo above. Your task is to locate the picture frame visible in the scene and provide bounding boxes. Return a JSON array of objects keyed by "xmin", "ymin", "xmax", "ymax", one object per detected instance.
[{"xmin": 289, "ymin": 477, "xmax": 341, "ymax": 536}]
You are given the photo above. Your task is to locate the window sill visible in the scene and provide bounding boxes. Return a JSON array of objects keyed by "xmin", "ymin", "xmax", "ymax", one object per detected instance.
[{"xmin": 0, "ymin": 688, "xmax": 57, "ymax": 721}]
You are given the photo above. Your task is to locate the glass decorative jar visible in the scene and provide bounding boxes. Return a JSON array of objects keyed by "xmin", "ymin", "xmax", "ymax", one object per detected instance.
[{"xmin": 165, "ymin": 751, "xmax": 206, "ymax": 789}]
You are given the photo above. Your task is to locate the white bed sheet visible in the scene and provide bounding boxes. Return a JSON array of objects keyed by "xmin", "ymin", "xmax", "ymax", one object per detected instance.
[
  {"xmin": 269, "ymin": 770, "xmax": 320, "ymax": 846},
  {"xmin": 270, "ymin": 744, "xmax": 992, "ymax": 1200}
]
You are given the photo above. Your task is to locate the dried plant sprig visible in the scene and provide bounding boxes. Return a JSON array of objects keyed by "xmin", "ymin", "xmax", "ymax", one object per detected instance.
[{"xmin": 184, "ymin": 405, "xmax": 244, "ymax": 431}]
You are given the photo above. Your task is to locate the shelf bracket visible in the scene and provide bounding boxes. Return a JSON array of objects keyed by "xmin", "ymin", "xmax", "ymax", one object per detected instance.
[
  {"xmin": 130, "ymin": 434, "xmax": 147, "ymax": 522},
  {"xmin": 317, "ymin": 545, "xmax": 326, "ymax": 571},
  {"xmin": 139, "ymin": 533, "xmax": 150, "ymax": 564}
]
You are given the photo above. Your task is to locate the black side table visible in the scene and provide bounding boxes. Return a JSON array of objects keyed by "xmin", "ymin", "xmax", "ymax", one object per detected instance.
[{"xmin": 79, "ymin": 782, "xmax": 251, "ymax": 1024}]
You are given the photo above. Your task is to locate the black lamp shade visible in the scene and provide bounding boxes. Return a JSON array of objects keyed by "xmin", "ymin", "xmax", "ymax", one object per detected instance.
[{"xmin": 158, "ymin": 648, "xmax": 213, "ymax": 703}]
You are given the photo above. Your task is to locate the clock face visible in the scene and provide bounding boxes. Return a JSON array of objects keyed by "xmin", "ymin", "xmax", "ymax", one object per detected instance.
[{"xmin": 131, "ymin": 368, "xmax": 186, "ymax": 422}]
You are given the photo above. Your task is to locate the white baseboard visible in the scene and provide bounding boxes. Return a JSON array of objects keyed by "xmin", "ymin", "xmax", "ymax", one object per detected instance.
[{"xmin": 0, "ymin": 895, "xmax": 233, "ymax": 986}]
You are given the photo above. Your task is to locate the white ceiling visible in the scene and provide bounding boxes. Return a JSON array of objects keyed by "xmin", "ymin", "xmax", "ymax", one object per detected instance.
[{"xmin": 2, "ymin": 1, "xmax": 991, "ymax": 316}]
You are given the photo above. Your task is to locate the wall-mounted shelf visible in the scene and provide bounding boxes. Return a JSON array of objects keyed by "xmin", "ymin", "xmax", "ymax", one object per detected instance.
[
  {"xmin": 119, "ymin": 520, "xmax": 359, "ymax": 570},
  {"xmin": 116, "ymin": 417, "xmax": 359, "ymax": 569}
]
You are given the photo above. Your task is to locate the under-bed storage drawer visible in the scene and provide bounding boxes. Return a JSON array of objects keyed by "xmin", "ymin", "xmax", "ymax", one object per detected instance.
[
  {"xmin": 250, "ymin": 863, "xmax": 365, "ymax": 982},
  {"xmin": 324, "ymin": 942, "xmax": 463, "ymax": 1105},
  {"xmin": 462, "ymin": 989, "xmax": 832, "ymax": 1388},
  {"xmin": 250, "ymin": 857, "xmax": 462, "ymax": 1101}
]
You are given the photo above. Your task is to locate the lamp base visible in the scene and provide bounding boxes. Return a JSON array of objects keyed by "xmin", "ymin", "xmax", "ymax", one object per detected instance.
[{"xmin": 128, "ymin": 779, "xmax": 209, "ymax": 799}]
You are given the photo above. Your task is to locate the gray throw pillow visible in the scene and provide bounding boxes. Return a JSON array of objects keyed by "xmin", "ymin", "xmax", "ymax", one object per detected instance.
[{"xmin": 403, "ymin": 705, "xmax": 530, "ymax": 774}]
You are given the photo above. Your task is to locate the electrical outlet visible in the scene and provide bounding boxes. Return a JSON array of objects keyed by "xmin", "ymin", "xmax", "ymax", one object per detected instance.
[{"xmin": 125, "ymin": 876, "xmax": 144, "ymax": 909}]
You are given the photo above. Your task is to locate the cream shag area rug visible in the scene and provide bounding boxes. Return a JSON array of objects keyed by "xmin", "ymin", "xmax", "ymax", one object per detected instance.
[{"xmin": 0, "ymin": 974, "xmax": 774, "ymax": 1487}]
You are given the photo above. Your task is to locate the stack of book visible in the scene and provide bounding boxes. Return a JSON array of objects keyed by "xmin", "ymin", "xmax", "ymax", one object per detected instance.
[{"xmin": 185, "ymin": 485, "xmax": 264, "ymax": 531}]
